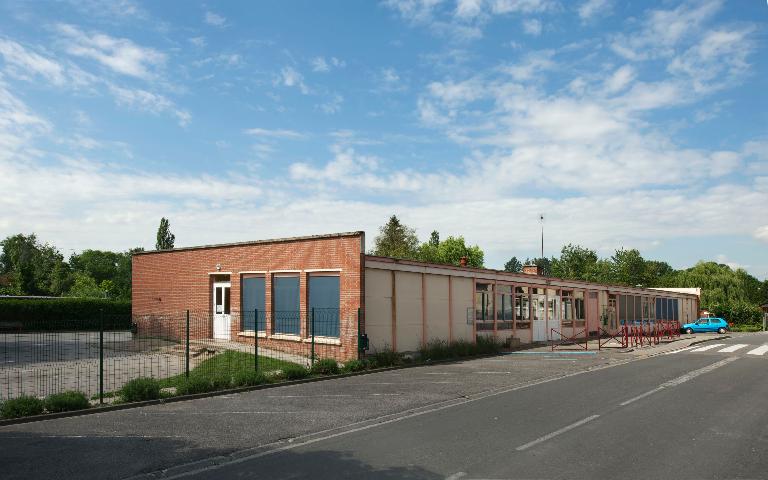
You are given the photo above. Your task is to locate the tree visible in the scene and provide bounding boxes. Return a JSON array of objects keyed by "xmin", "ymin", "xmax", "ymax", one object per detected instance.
[
  {"xmin": 0, "ymin": 234, "xmax": 70, "ymax": 296},
  {"xmin": 503, "ymin": 256, "xmax": 522, "ymax": 273},
  {"xmin": 67, "ymin": 272, "xmax": 105, "ymax": 298},
  {"xmin": 155, "ymin": 217, "xmax": 175, "ymax": 250},
  {"xmin": 611, "ymin": 248, "xmax": 647, "ymax": 287},
  {"xmin": 435, "ymin": 236, "xmax": 484, "ymax": 267},
  {"xmin": 372, "ymin": 215, "xmax": 419, "ymax": 259},
  {"xmin": 550, "ymin": 244, "xmax": 598, "ymax": 280}
]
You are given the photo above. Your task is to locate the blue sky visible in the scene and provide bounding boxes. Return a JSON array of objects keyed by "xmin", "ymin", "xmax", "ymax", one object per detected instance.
[{"xmin": 0, "ymin": 0, "xmax": 766, "ymax": 278}]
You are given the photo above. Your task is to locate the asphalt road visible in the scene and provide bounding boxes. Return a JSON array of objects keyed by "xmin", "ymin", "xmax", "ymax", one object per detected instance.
[{"xmin": 1, "ymin": 332, "xmax": 766, "ymax": 480}]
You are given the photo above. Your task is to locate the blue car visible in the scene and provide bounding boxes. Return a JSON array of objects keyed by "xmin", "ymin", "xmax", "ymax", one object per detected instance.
[{"xmin": 682, "ymin": 317, "xmax": 729, "ymax": 334}]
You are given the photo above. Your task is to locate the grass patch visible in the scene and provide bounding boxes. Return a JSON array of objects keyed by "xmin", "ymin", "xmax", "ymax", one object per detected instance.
[
  {"xmin": 341, "ymin": 359, "xmax": 366, "ymax": 373},
  {"xmin": 730, "ymin": 324, "xmax": 763, "ymax": 332},
  {"xmin": 160, "ymin": 350, "xmax": 301, "ymax": 390},
  {"xmin": 280, "ymin": 364, "xmax": 310, "ymax": 380}
]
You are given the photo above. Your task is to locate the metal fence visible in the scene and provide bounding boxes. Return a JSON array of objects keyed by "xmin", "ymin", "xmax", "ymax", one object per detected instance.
[{"xmin": 0, "ymin": 308, "xmax": 347, "ymax": 402}]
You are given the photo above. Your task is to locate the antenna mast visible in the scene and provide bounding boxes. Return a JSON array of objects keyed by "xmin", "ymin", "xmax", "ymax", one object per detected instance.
[{"xmin": 539, "ymin": 213, "xmax": 544, "ymax": 259}]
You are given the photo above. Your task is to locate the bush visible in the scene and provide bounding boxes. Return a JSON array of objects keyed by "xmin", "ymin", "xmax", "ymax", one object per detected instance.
[
  {"xmin": 342, "ymin": 359, "xmax": 366, "ymax": 372},
  {"xmin": 1, "ymin": 395, "xmax": 44, "ymax": 418},
  {"xmin": 419, "ymin": 339, "xmax": 450, "ymax": 361},
  {"xmin": 0, "ymin": 297, "xmax": 131, "ymax": 331},
  {"xmin": 310, "ymin": 359, "xmax": 340, "ymax": 376},
  {"xmin": 731, "ymin": 324, "xmax": 763, "ymax": 332},
  {"xmin": 371, "ymin": 348, "xmax": 403, "ymax": 367},
  {"xmin": 707, "ymin": 302, "xmax": 763, "ymax": 326},
  {"xmin": 120, "ymin": 377, "xmax": 161, "ymax": 402},
  {"xmin": 281, "ymin": 364, "xmax": 310, "ymax": 380},
  {"xmin": 211, "ymin": 374, "xmax": 233, "ymax": 390},
  {"xmin": 475, "ymin": 335, "xmax": 503, "ymax": 355},
  {"xmin": 43, "ymin": 391, "xmax": 89, "ymax": 413},
  {"xmin": 176, "ymin": 376, "xmax": 215, "ymax": 395},
  {"xmin": 232, "ymin": 370, "xmax": 270, "ymax": 387}
]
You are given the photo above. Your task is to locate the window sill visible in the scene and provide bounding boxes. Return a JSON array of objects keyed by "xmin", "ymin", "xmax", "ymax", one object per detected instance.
[
  {"xmin": 237, "ymin": 331, "xmax": 267, "ymax": 338},
  {"xmin": 269, "ymin": 334, "xmax": 302, "ymax": 342},
  {"xmin": 302, "ymin": 336, "xmax": 341, "ymax": 345}
]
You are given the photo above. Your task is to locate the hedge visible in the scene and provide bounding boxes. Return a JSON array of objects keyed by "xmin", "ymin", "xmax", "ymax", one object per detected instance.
[{"xmin": 0, "ymin": 298, "xmax": 131, "ymax": 331}]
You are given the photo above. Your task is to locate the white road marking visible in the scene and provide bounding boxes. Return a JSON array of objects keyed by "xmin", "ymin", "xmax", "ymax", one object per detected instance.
[
  {"xmin": 515, "ymin": 415, "xmax": 601, "ymax": 451},
  {"xmin": 747, "ymin": 345, "xmax": 768, "ymax": 356},
  {"xmin": 663, "ymin": 346, "xmax": 696, "ymax": 355},
  {"xmin": 619, "ymin": 357, "xmax": 739, "ymax": 407},
  {"xmin": 691, "ymin": 343, "xmax": 726, "ymax": 352},
  {"xmin": 718, "ymin": 344, "xmax": 748, "ymax": 353}
]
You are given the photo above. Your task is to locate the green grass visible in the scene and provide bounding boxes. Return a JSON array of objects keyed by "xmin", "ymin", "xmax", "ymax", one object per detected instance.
[
  {"xmin": 159, "ymin": 350, "xmax": 301, "ymax": 389},
  {"xmin": 730, "ymin": 324, "xmax": 763, "ymax": 332}
]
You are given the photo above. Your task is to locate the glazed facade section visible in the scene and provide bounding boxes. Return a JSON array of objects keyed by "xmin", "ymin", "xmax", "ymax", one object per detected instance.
[{"xmin": 363, "ymin": 255, "xmax": 699, "ymax": 351}]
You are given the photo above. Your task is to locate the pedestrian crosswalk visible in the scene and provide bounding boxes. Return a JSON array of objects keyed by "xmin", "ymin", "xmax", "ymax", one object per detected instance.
[{"xmin": 683, "ymin": 343, "xmax": 768, "ymax": 356}]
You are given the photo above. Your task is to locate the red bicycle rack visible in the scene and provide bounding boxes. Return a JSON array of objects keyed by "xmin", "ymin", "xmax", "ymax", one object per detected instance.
[
  {"xmin": 550, "ymin": 328, "xmax": 588, "ymax": 351},
  {"xmin": 598, "ymin": 325, "xmax": 628, "ymax": 349}
]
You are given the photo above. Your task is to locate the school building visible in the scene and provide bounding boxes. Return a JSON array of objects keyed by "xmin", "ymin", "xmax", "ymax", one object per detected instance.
[{"xmin": 132, "ymin": 231, "xmax": 700, "ymax": 361}]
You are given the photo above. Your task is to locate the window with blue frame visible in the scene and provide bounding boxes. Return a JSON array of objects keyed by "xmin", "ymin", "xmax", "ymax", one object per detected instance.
[
  {"xmin": 273, "ymin": 276, "xmax": 300, "ymax": 335},
  {"xmin": 241, "ymin": 276, "xmax": 265, "ymax": 332},
  {"xmin": 308, "ymin": 275, "xmax": 340, "ymax": 337}
]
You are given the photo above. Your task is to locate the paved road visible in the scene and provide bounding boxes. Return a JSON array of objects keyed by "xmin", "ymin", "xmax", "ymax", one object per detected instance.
[{"xmin": 1, "ymin": 333, "xmax": 765, "ymax": 479}]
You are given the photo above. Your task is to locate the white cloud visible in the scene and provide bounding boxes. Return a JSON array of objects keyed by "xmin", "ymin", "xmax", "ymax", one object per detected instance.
[
  {"xmin": 318, "ymin": 94, "xmax": 344, "ymax": 114},
  {"xmin": 455, "ymin": 0, "xmax": 483, "ymax": 19},
  {"xmin": 311, "ymin": 56, "xmax": 345, "ymax": 72},
  {"xmin": 276, "ymin": 66, "xmax": 309, "ymax": 94},
  {"xmin": 107, "ymin": 84, "xmax": 190, "ymax": 126},
  {"xmin": 522, "ymin": 18, "xmax": 542, "ymax": 36},
  {"xmin": 604, "ymin": 65, "xmax": 635, "ymax": 93},
  {"xmin": 754, "ymin": 226, "xmax": 768, "ymax": 244},
  {"xmin": 501, "ymin": 49, "xmax": 555, "ymax": 80},
  {"xmin": 189, "ymin": 37, "xmax": 206, "ymax": 47},
  {"xmin": 0, "ymin": 39, "xmax": 67, "ymax": 85},
  {"xmin": 55, "ymin": 23, "xmax": 166, "ymax": 79},
  {"xmin": 243, "ymin": 128, "xmax": 306, "ymax": 139},
  {"xmin": 204, "ymin": 11, "xmax": 227, "ymax": 27},
  {"xmin": 578, "ymin": 0, "xmax": 611, "ymax": 20}
]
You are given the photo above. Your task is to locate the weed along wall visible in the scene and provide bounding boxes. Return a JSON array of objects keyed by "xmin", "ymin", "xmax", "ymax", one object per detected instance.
[{"xmin": 132, "ymin": 232, "xmax": 365, "ymax": 362}]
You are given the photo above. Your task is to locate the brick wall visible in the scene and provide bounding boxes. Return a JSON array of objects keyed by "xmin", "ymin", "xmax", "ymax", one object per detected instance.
[{"xmin": 132, "ymin": 232, "xmax": 364, "ymax": 361}]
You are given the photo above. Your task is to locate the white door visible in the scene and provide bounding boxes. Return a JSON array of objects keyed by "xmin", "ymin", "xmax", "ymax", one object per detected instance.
[
  {"xmin": 532, "ymin": 294, "xmax": 547, "ymax": 341},
  {"xmin": 213, "ymin": 282, "xmax": 231, "ymax": 340}
]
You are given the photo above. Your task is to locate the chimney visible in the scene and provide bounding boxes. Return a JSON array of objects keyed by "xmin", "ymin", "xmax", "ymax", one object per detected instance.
[
  {"xmin": 522, "ymin": 264, "xmax": 542, "ymax": 275},
  {"xmin": 459, "ymin": 256, "xmax": 468, "ymax": 267}
]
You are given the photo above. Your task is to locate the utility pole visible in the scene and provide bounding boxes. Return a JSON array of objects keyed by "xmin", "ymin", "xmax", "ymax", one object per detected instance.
[{"xmin": 539, "ymin": 213, "xmax": 544, "ymax": 259}]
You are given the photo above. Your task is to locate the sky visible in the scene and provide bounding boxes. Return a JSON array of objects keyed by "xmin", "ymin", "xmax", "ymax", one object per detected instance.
[{"xmin": 0, "ymin": 0, "xmax": 766, "ymax": 279}]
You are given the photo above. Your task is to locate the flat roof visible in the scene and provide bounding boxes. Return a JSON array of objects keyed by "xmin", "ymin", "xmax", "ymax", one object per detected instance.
[
  {"xmin": 133, "ymin": 231, "xmax": 364, "ymax": 256},
  {"xmin": 365, "ymin": 254, "xmax": 700, "ymax": 298}
]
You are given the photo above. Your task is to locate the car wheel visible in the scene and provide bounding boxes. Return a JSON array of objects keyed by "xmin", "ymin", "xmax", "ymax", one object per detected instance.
[
  {"xmin": 717, "ymin": 327, "xmax": 726, "ymax": 334},
  {"xmin": 685, "ymin": 328, "xmax": 694, "ymax": 334}
]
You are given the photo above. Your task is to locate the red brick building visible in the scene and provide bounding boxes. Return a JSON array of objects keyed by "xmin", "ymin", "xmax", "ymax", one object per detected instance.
[{"xmin": 132, "ymin": 231, "xmax": 699, "ymax": 361}]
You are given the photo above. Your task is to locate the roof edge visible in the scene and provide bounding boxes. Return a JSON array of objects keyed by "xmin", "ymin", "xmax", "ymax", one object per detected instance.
[
  {"xmin": 364, "ymin": 254, "xmax": 700, "ymax": 298},
  {"xmin": 134, "ymin": 231, "xmax": 365, "ymax": 256}
]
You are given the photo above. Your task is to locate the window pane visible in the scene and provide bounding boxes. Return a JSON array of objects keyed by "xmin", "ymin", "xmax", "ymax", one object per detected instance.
[
  {"xmin": 224, "ymin": 287, "xmax": 230, "ymax": 315},
  {"xmin": 242, "ymin": 277, "xmax": 266, "ymax": 331},
  {"xmin": 215, "ymin": 287, "xmax": 223, "ymax": 314},
  {"xmin": 309, "ymin": 276, "xmax": 340, "ymax": 337},
  {"xmin": 515, "ymin": 293, "xmax": 531, "ymax": 330},
  {"xmin": 273, "ymin": 276, "xmax": 300, "ymax": 335}
]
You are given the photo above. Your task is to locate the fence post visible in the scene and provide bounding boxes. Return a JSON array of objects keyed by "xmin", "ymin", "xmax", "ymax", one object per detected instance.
[
  {"xmin": 185, "ymin": 310, "xmax": 190, "ymax": 378},
  {"xmin": 254, "ymin": 308, "xmax": 259, "ymax": 372},
  {"xmin": 311, "ymin": 307, "xmax": 315, "ymax": 366},
  {"xmin": 99, "ymin": 308, "xmax": 104, "ymax": 405}
]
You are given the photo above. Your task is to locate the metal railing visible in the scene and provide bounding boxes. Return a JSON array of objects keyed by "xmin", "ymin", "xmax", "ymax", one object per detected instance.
[{"xmin": 0, "ymin": 308, "xmax": 346, "ymax": 403}]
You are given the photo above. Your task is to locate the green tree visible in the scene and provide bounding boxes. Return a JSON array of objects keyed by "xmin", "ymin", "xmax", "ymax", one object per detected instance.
[
  {"xmin": 550, "ymin": 244, "xmax": 598, "ymax": 280},
  {"xmin": 611, "ymin": 248, "xmax": 647, "ymax": 287},
  {"xmin": 156, "ymin": 217, "xmax": 175, "ymax": 250},
  {"xmin": 503, "ymin": 256, "xmax": 522, "ymax": 273},
  {"xmin": 435, "ymin": 236, "xmax": 484, "ymax": 268},
  {"xmin": 372, "ymin": 215, "xmax": 419, "ymax": 259},
  {"xmin": 66, "ymin": 272, "xmax": 105, "ymax": 298},
  {"xmin": 0, "ymin": 234, "xmax": 70, "ymax": 296}
]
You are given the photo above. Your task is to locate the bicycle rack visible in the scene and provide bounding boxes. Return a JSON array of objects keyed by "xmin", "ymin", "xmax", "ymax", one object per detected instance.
[{"xmin": 550, "ymin": 328, "xmax": 589, "ymax": 351}]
